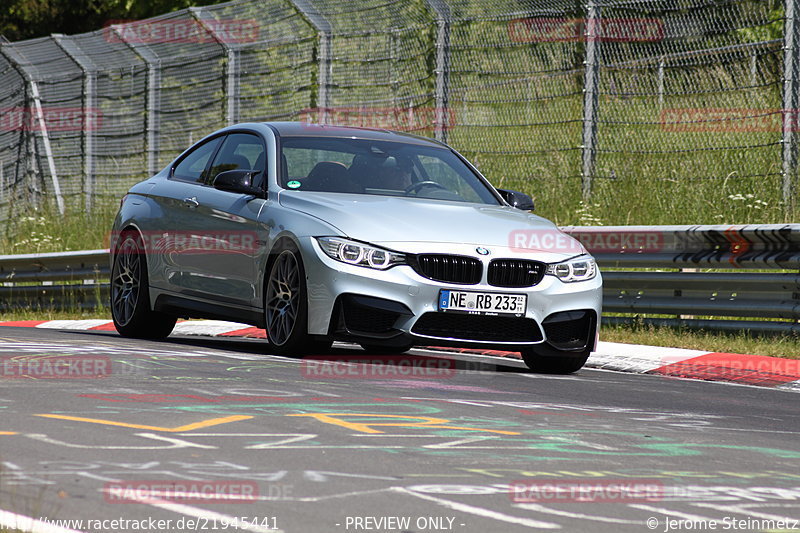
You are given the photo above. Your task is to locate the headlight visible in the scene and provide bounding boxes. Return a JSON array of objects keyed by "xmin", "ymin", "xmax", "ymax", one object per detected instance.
[
  {"xmin": 316, "ymin": 237, "xmax": 406, "ymax": 270},
  {"xmin": 546, "ymin": 255, "xmax": 597, "ymax": 282}
]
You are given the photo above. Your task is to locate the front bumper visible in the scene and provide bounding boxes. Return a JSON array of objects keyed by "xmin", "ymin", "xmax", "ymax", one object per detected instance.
[{"xmin": 302, "ymin": 237, "xmax": 602, "ymax": 352}]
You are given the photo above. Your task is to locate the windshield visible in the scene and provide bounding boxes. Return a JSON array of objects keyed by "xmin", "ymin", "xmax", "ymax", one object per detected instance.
[{"xmin": 279, "ymin": 136, "xmax": 500, "ymax": 205}]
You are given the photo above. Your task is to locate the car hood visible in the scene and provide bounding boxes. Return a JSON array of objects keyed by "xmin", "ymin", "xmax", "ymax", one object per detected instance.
[{"xmin": 278, "ymin": 191, "xmax": 586, "ymax": 258}]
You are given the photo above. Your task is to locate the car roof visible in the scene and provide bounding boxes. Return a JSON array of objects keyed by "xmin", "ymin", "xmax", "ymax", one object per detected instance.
[{"xmin": 264, "ymin": 122, "xmax": 447, "ymax": 147}]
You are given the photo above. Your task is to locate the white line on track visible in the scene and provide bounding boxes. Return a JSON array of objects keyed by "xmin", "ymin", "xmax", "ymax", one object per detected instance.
[
  {"xmin": 393, "ymin": 487, "xmax": 560, "ymax": 529},
  {"xmin": 692, "ymin": 502, "xmax": 800, "ymax": 522},
  {"xmin": 98, "ymin": 489, "xmax": 284, "ymax": 533},
  {"xmin": 513, "ymin": 503, "xmax": 642, "ymax": 524},
  {"xmin": 142, "ymin": 500, "xmax": 284, "ymax": 533},
  {"xmin": 0, "ymin": 508, "xmax": 84, "ymax": 533},
  {"xmin": 627, "ymin": 504, "xmax": 719, "ymax": 522}
]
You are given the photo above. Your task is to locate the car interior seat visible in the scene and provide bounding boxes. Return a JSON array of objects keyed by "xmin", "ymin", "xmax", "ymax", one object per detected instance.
[{"xmin": 303, "ymin": 161, "xmax": 364, "ymax": 193}]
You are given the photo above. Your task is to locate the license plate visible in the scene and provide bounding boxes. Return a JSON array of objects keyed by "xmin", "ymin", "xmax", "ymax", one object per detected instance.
[{"xmin": 438, "ymin": 290, "xmax": 527, "ymax": 316}]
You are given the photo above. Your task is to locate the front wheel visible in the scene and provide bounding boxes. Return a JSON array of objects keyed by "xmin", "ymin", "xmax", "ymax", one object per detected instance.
[
  {"xmin": 520, "ymin": 348, "xmax": 590, "ymax": 374},
  {"xmin": 111, "ymin": 231, "xmax": 176, "ymax": 339},
  {"xmin": 264, "ymin": 244, "xmax": 328, "ymax": 355}
]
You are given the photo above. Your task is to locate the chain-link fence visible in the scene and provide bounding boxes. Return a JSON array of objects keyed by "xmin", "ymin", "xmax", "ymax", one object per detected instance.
[{"xmin": 0, "ymin": 0, "xmax": 797, "ymax": 225}]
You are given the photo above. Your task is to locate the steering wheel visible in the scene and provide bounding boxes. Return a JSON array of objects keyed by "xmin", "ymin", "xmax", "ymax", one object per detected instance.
[{"xmin": 404, "ymin": 181, "xmax": 448, "ymax": 195}]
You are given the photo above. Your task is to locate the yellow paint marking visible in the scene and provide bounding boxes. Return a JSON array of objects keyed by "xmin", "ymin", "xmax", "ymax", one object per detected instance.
[
  {"xmin": 34, "ymin": 414, "xmax": 252, "ymax": 432},
  {"xmin": 0, "ymin": 431, "xmax": 17, "ymax": 435},
  {"xmin": 287, "ymin": 413, "xmax": 520, "ymax": 435}
]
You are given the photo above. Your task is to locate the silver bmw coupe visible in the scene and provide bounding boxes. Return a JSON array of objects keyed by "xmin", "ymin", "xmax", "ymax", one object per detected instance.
[{"xmin": 110, "ymin": 123, "xmax": 601, "ymax": 373}]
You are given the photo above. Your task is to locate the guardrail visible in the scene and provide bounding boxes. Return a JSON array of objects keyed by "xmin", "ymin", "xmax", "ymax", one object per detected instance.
[
  {"xmin": 562, "ymin": 225, "xmax": 800, "ymax": 334},
  {"xmin": 0, "ymin": 249, "xmax": 109, "ymax": 311},
  {"xmin": 1, "ymin": 225, "xmax": 799, "ymax": 334}
]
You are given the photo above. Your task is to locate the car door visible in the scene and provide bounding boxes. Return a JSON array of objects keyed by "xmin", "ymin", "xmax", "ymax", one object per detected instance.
[
  {"xmin": 171, "ymin": 132, "xmax": 268, "ymax": 305},
  {"xmin": 145, "ymin": 135, "xmax": 223, "ymax": 296}
]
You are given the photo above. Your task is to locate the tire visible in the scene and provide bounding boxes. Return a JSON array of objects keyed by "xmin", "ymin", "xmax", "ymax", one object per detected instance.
[
  {"xmin": 111, "ymin": 231, "xmax": 176, "ymax": 339},
  {"xmin": 264, "ymin": 242, "xmax": 328, "ymax": 355},
  {"xmin": 520, "ymin": 348, "xmax": 590, "ymax": 374},
  {"xmin": 359, "ymin": 343, "xmax": 413, "ymax": 355}
]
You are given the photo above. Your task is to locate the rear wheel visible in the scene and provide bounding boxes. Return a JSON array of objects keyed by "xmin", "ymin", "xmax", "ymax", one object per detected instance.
[
  {"xmin": 264, "ymin": 243, "xmax": 330, "ymax": 355},
  {"xmin": 111, "ymin": 231, "xmax": 176, "ymax": 339},
  {"xmin": 520, "ymin": 348, "xmax": 590, "ymax": 374}
]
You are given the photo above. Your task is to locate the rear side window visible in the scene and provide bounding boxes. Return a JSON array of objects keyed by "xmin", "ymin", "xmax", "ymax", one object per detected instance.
[{"xmin": 172, "ymin": 137, "xmax": 222, "ymax": 183}]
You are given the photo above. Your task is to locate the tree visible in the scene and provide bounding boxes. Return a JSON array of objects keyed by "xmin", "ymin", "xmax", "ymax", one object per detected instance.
[{"xmin": 0, "ymin": 0, "xmax": 230, "ymax": 42}]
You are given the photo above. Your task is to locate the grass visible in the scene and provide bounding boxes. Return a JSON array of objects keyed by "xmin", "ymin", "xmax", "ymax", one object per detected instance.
[
  {"xmin": 601, "ymin": 322, "xmax": 800, "ymax": 359},
  {"xmin": 0, "ymin": 204, "xmax": 117, "ymax": 255}
]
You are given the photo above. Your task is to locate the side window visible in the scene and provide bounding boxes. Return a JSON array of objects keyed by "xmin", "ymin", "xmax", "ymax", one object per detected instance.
[
  {"xmin": 208, "ymin": 133, "xmax": 267, "ymax": 188},
  {"xmin": 172, "ymin": 137, "xmax": 222, "ymax": 183}
]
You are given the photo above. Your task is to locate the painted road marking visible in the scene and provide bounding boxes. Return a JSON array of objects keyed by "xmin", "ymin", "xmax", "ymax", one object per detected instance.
[
  {"xmin": 514, "ymin": 503, "xmax": 642, "ymax": 524},
  {"xmin": 109, "ymin": 492, "xmax": 284, "ymax": 533},
  {"xmin": 287, "ymin": 413, "xmax": 521, "ymax": 435},
  {"xmin": 34, "ymin": 414, "xmax": 252, "ymax": 432},
  {"xmin": 24, "ymin": 432, "xmax": 217, "ymax": 449},
  {"xmin": 394, "ymin": 487, "xmax": 559, "ymax": 529},
  {"xmin": 0, "ymin": 508, "xmax": 84, "ymax": 533},
  {"xmin": 0, "ymin": 431, "xmax": 17, "ymax": 435},
  {"xmin": 627, "ymin": 504, "xmax": 718, "ymax": 522}
]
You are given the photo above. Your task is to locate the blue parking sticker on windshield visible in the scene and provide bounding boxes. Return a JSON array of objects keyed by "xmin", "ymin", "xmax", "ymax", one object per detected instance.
[
  {"xmin": 439, "ymin": 290, "xmax": 450, "ymax": 309},
  {"xmin": 287, "ymin": 180, "xmax": 301, "ymax": 188}
]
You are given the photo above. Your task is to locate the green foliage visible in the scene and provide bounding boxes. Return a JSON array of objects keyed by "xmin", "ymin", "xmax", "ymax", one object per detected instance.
[
  {"xmin": 602, "ymin": 323, "xmax": 800, "ymax": 359},
  {"xmin": 0, "ymin": 0, "xmax": 231, "ymax": 41}
]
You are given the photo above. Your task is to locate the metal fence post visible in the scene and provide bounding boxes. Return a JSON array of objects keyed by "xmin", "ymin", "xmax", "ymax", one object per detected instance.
[
  {"xmin": 0, "ymin": 44, "xmax": 65, "ymax": 214},
  {"xmin": 111, "ymin": 26, "xmax": 161, "ymax": 177},
  {"xmin": 425, "ymin": 0, "xmax": 451, "ymax": 143},
  {"xmin": 290, "ymin": 0, "xmax": 332, "ymax": 124},
  {"xmin": 581, "ymin": 0, "xmax": 600, "ymax": 200},
  {"xmin": 52, "ymin": 34, "xmax": 97, "ymax": 213},
  {"xmin": 783, "ymin": 0, "xmax": 800, "ymax": 211},
  {"xmin": 190, "ymin": 8, "xmax": 240, "ymax": 126}
]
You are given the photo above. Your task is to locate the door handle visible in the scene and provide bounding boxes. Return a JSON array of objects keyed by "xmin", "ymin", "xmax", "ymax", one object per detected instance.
[{"xmin": 183, "ymin": 197, "xmax": 199, "ymax": 208}]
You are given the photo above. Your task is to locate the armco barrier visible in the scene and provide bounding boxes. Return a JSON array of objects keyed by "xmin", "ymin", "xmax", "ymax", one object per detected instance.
[
  {"xmin": 562, "ymin": 225, "xmax": 800, "ymax": 333},
  {"xmin": 0, "ymin": 249, "xmax": 108, "ymax": 310},
  {"xmin": 1, "ymin": 226, "xmax": 799, "ymax": 333}
]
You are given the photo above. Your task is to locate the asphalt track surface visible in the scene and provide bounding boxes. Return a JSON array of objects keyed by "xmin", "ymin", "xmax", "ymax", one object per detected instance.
[{"xmin": 0, "ymin": 326, "xmax": 799, "ymax": 533}]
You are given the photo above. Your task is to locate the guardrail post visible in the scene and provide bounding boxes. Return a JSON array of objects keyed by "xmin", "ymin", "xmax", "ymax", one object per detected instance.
[
  {"xmin": 110, "ymin": 26, "xmax": 161, "ymax": 177},
  {"xmin": 189, "ymin": 7, "xmax": 240, "ymax": 126},
  {"xmin": 783, "ymin": 0, "xmax": 800, "ymax": 212},
  {"xmin": 0, "ymin": 44, "xmax": 65, "ymax": 214},
  {"xmin": 581, "ymin": 0, "xmax": 600, "ymax": 200},
  {"xmin": 426, "ymin": 0, "xmax": 452, "ymax": 142},
  {"xmin": 52, "ymin": 34, "xmax": 97, "ymax": 213},
  {"xmin": 290, "ymin": 0, "xmax": 332, "ymax": 124}
]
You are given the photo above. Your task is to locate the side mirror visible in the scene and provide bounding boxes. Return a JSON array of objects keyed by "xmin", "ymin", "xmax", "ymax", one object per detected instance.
[
  {"xmin": 213, "ymin": 170, "xmax": 266, "ymax": 198},
  {"xmin": 497, "ymin": 188, "xmax": 535, "ymax": 211}
]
